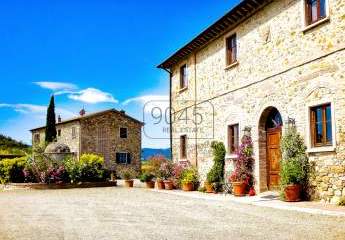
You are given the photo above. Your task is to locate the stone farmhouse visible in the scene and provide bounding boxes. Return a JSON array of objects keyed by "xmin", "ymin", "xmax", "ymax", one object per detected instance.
[
  {"xmin": 30, "ymin": 109, "xmax": 143, "ymax": 170},
  {"xmin": 159, "ymin": 0, "xmax": 345, "ymax": 203}
]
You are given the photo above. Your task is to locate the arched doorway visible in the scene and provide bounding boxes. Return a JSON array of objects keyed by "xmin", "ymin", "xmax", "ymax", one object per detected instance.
[{"xmin": 258, "ymin": 107, "xmax": 283, "ymax": 191}]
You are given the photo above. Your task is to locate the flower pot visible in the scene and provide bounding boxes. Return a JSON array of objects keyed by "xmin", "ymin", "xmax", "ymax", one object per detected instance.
[
  {"xmin": 232, "ymin": 182, "xmax": 246, "ymax": 196},
  {"xmin": 156, "ymin": 179, "xmax": 165, "ymax": 190},
  {"xmin": 145, "ymin": 181, "xmax": 155, "ymax": 189},
  {"xmin": 182, "ymin": 182, "xmax": 194, "ymax": 191},
  {"xmin": 284, "ymin": 184, "xmax": 301, "ymax": 202},
  {"xmin": 124, "ymin": 179, "xmax": 134, "ymax": 188},
  {"xmin": 110, "ymin": 172, "xmax": 116, "ymax": 182},
  {"xmin": 164, "ymin": 180, "xmax": 174, "ymax": 190},
  {"xmin": 204, "ymin": 181, "xmax": 214, "ymax": 193}
]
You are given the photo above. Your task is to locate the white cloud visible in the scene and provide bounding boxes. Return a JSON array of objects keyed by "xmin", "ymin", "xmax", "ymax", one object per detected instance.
[
  {"xmin": 34, "ymin": 81, "xmax": 78, "ymax": 91},
  {"xmin": 0, "ymin": 103, "xmax": 75, "ymax": 119},
  {"xmin": 68, "ymin": 88, "xmax": 118, "ymax": 104},
  {"xmin": 123, "ymin": 95, "xmax": 169, "ymax": 113}
]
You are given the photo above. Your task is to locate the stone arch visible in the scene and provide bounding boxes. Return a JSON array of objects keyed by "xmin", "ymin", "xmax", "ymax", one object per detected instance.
[{"xmin": 258, "ymin": 106, "xmax": 283, "ymax": 192}]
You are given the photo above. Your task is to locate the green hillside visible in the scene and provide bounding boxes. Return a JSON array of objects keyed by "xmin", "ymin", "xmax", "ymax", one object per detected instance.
[{"xmin": 0, "ymin": 134, "xmax": 31, "ymax": 155}]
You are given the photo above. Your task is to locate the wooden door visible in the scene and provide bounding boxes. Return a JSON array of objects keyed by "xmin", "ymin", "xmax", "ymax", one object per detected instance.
[{"xmin": 267, "ymin": 127, "xmax": 281, "ymax": 190}]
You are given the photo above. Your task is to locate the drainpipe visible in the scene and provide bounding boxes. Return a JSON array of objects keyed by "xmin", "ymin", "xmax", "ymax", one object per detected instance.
[
  {"xmin": 194, "ymin": 53, "xmax": 198, "ymax": 168},
  {"xmin": 161, "ymin": 67, "xmax": 173, "ymax": 161}
]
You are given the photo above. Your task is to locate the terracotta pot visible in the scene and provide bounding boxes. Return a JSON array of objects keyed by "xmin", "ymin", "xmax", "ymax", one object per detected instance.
[
  {"xmin": 204, "ymin": 181, "xmax": 214, "ymax": 193},
  {"xmin": 232, "ymin": 182, "xmax": 246, "ymax": 196},
  {"xmin": 156, "ymin": 179, "xmax": 165, "ymax": 190},
  {"xmin": 164, "ymin": 180, "xmax": 173, "ymax": 190},
  {"xmin": 182, "ymin": 182, "xmax": 194, "ymax": 191},
  {"xmin": 124, "ymin": 179, "xmax": 134, "ymax": 188},
  {"xmin": 145, "ymin": 181, "xmax": 155, "ymax": 189},
  {"xmin": 284, "ymin": 184, "xmax": 301, "ymax": 202}
]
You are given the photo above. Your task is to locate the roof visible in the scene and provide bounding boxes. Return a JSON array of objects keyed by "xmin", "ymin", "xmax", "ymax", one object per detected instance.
[
  {"xmin": 157, "ymin": 0, "xmax": 273, "ymax": 70},
  {"xmin": 30, "ymin": 108, "xmax": 144, "ymax": 132}
]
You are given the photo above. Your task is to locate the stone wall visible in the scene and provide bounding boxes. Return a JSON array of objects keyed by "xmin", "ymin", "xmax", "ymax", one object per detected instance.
[
  {"xmin": 80, "ymin": 111, "xmax": 142, "ymax": 171},
  {"xmin": 31, "ymin": 121, "xmax": 81, "ymax": 158},
  {"xmin": 170, "ymin": 0, "xmax": 345, "ymax": 203}
]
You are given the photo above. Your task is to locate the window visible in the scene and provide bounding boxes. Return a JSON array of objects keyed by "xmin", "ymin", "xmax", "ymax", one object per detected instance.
[
  {"xmin": 180, "ymin": 135, "xmax": 187, "ymax": 159},
  {"xmin": 57, "ymin": 129, "xmax": 61, "ymax": 137},
  {"xmin": 310, "ymin": 103, "xmax": 332, "ymax": 147},
  {"xmin": 120, "ymin": 127, "xmax": 128, "ymax": 139},
  {"xmin": 72, "ymin": 127, "xmax": 76, "ymax": 139},
  {"xmin": 228, "ymin": 124, "xmax": 239, "ymax": 154},
  {"xmin": 305, "ymin": 0, "xmax": 327, "ymax": 25},
  {"xmin": 179, "ymin": 64, "xmax": 188, "ymax": 90},
  {"xmin": 226, "ymin": 34, "xmax": 237, "ymax": 66},
  {"xmin": 116, "ymin": 152, "xmax": 131, "ymax": 164},
  {"xmin": 34, "ymin": 134, "xmax": 40, "ymax": 144}
]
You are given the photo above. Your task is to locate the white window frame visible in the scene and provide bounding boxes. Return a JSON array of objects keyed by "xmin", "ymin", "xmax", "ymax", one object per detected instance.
[
  {"xmin": 225, "ymin": 122, "xmax": 241, "ymax": 159},
  {"xmin": 72, "ymin": 127, "xmax": 77, "ymax": 139},
  {"xmin": 306, "ymin": 100, "xmax": 336, "ymax": 153},
  {"xmin": 301, "ymin": 0, "xmax": 330, "ymax": 32}
]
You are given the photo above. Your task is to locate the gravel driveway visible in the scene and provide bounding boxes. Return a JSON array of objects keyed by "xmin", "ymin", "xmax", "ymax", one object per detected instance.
[{"xmin": 0, "ymin": 186, "xmax": 345, "ymax": 240}]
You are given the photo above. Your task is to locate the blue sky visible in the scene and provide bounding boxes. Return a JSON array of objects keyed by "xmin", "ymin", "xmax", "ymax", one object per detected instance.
[{"xmin": 0, "ymin": 0, "xmax": 239, "ymax": 148}]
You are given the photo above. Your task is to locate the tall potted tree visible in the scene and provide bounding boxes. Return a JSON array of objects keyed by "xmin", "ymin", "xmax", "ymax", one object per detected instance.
[
  {"xmin": 205, "ymin": 141, "xmax": 226, "ymax": 193},
  {"xmin": 280, "ymin": 126, "xmax": 309, "ymax": 202},
  {"xmin": 229, "ymin": 127, "xmax": 254, "ymax": 196}
]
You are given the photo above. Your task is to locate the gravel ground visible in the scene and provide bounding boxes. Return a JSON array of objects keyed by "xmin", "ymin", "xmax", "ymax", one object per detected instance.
[{"xmin": 0, "ymin": 186, "xmax": 345, "ymax": 240}]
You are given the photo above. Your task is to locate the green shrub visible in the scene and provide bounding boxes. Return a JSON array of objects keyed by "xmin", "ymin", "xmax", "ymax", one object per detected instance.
[
  {"xmin": 63, "ymin": 156, "xmax": 81, "ymax": 183},
  {"xmin": 145, "ymin": 155, "xmax": 168, "ymax": 178},
  {"xmin": 79, "ymin": 154, "xmax": 106, "ymax": 182},
  {"xmin": 207, "ymin": 141, "xmax": 226, "ymax": 183},
  {"xmin": 117, "ymin": 165, "xmax": 138, "ymax": 180},
  {"xmin": 198, "ymin": 186, "xmax": 206, "ymax": 192},
  {"xmin": 63, "ymin": 154, "xmax": 106, "ymax": 183},
  {"xmin": 181, "ymin": 167, "xmax": 199, "ymax": 185},
  {"xmin": 280, "ymin": 126, "xmax": 309, "ymax": 193},
  {"xmin": 139, "ymin": 173, "xmax": 154, "ymax": 182},
  {"xmin": 0, "ymin": 157, "xmax": 27, "ymax": 184}
]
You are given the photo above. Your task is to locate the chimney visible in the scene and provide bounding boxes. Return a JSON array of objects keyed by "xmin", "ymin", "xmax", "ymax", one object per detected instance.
[
  {"xmin": 58, "ymin": 115, "xmax": 62, "ymax": 123},
  {"xmin": 120, "ymin": 110, "xmax": 125, "ymax": 114},
  {"xmin": 79, "ymin": 108, "xmax": 86, "ymax": 116}
]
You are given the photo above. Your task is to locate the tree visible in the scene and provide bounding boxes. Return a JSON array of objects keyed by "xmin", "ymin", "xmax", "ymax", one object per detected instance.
[{"xmin": 45, "ymin": 95, "xmax": 57, "ymax": 143}]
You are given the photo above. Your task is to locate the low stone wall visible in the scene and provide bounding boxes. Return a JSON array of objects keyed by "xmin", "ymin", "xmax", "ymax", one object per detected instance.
[{"xmin": 1, "ymin": 181, "xmax": 117, "ymax": 190}]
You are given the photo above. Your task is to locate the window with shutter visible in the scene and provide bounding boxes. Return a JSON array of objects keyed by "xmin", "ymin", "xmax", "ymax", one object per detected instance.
[{"xmin": 310, "ymin": 103, "xmax": 332, "ymax": 147}]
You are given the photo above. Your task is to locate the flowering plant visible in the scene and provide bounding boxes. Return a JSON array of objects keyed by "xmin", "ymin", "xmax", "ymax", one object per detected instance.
[
  {"xmin": 229, "ymin": 127, "xmax": 254, "ymax": 187},
  {"xmin": 159, "ymin": 161, "xmax": 174, "ymax": 180}
]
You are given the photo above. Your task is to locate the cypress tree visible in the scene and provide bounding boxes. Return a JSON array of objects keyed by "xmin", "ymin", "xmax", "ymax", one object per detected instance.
[{"xmin": 45, "ymin": 95, "xmax": 57, "ymax": 143}]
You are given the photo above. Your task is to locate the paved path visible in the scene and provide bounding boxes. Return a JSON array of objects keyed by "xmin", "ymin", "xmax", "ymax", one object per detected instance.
[{"xmin": 1, "ymin": 186, "xmax": 345, "ymax": 240}]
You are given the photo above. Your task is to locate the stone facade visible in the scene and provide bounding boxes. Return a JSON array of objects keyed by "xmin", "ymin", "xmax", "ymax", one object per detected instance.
[
  {"xmin": 30, "ymin": 109, "xmax": 143, "ymax": 170},
  {"xmin": 166, "ymin": 0, "xmax": 345, "ymax": 203}
]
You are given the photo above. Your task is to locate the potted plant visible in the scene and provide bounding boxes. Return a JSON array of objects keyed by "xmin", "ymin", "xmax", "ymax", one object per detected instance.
[
  {"xmin": 117, "ymin": 166, "xmax": 137, "ymax": 188},
  {"xmin": 206, "ymin": 141, "xmax": 226, "ymax": 193},
  {"xmin": 229, "ymin": 128, "xmax": 254, "ymax": 197},
  {"xmin": 139, "ymin": 173, "xmax": 155, "ymax": 188},
  {"xmin": 160, "ymin": 161, "xmax": 174, "ymax": 190},
  {"xmin": 181, "ymin": 167, "xmax": 198, "ymax": 191},
  {"xmin": 280, "ymin": 126, "xmax": 309, "ymax": 202},
  {"xmin": 171, "ymin": 162, "xmax": 187, "ymax": 189},
  {"xmin": 229, "ymin": 170, "xmax": 247, "ymax": 196},
  {"xmin": 146, "ymin": 155, "xmax": 168, "ymax": 190}
]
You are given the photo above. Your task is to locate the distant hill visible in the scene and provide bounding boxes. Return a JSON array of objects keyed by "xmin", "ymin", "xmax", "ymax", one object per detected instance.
[
  {"xmin": 0, "ymin": 134, "xmax": 31, "ymax": 155},
  {"xmin": 142, "ymin": 148, "xmax": 171, "ymax": 161}
]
